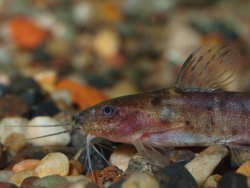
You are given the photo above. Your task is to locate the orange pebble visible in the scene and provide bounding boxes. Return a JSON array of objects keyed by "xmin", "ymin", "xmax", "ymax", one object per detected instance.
[
  {"xmin": 9, "ymin": 17, "xmax": 48, "ymax": 49},
  {"xmin": 56, "ymin": 80, "xmax": 107, "ymax": 109},
  {"xmin": 12, "ymin": 159, "xmax": 40, "ymax": 173}
]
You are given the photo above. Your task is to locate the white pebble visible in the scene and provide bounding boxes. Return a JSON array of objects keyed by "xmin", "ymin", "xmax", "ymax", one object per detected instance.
[
  {"xmin": 0, "ymin": 117, "xmax": 28, "ymax": 143},
  {"xmin": 35, "ymin": 152, "xmax": 69, "ymax": 177},
  {"xmin": 110, "ymin": 144, "xmax": 137, "ymax": 171},
  {"xmin": 185, "ymin": 146, "xmax": 228, "ymax": 186},
  {"xmin": 27, "ymin": 116, "xmax": 70, "ymax": 146}
]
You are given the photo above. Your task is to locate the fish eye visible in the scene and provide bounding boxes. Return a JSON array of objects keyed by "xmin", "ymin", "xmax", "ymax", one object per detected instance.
[{"xmin": 102, "ymin": 105, "xmax": 114, "ymax": 116}]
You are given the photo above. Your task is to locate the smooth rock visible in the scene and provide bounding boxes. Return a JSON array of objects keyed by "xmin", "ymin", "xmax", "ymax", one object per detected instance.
[
  {"xmin": 65, "ymin": 175, "xmax": 91, "ymax": 183},
  {"xmin": 0, "ymin": 117, "xmax": 28, "ymax": 143},
  {"xmin": 109, "ymin": 144, "xmax": 137, "ymax": 172},
  {"xmin": 12, "ymin": 159, "xmax": 40, "ymax": 173},
  {"xmin": 20, "ymin": 176, "xmax": 39, "ymax": 188},
  {"xmin": 4, "ymin": 133, "xmax": 27, "ymax": 153},
  {"xmin": 185, "ymin": 146, "xmax": 228, "ymax": 186},
  {"xmin": 0, "ymin": 150, "xmax": 12, "ymax": 170},
  {"xmin": 217, "ymin": 172, "xmax": 248, "ymax": 188},
  {"xmin": 35, "ymin": 152, "xmax": 69, "ymax": 177},
  {"xmin": 0, "ymin": 182, "xmax": 18, "ymax": 188},
  {"xmin": 203, "ymin": 174, "xmax": 221, "ymax": 188},
  {"xmin": 157, "ymin": 163, "xmax": 198, "ymax": 188},
  {"xmin": 0, "ymin": 84, "xmax": 9, "ymax": 97},
  {"xmin": 123, "ymin": 172, "xmax": 160, "ymax": 188},
  {"xmin": 30, "ymin": 100, "xmax": 60, "ymax": 117},
  {"xmin": 0, "ymin": 170, "xmax": 13, "ymax": 182},
  {"xmin": 33, "ymin": 70, "xmax": 57, "ymax": 93},
  {"xmin": 27, "ymin": 116, "xmax": 70, "ymax": 146},
  {"xmin": 20, "ymin": 88, "xmax": 44, "ymax": 106},
  {"xmin": 9, "ymin": 170, "xmax": 37, "ymax": 186},
  {"xmin": 125, "ymin": 154, "xmax": 161, "ymax": 176},
  {"xmin": 236, "ymin": 160, "xmax": 250, "ymax": 177},
  {"xmin": 10, "ymin": 75, "xmax": 40, "ymax": 94},
  {"xmin": 60, "ymin": 180, "xmax": 98, "ymax": 188},
  {"xmin": 32, "ymin": 175, "xmax": 68, "ymax": 188}
]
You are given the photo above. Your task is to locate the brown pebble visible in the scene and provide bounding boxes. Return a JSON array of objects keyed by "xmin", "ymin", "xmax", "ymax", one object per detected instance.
[
  {"xmin": 236, "ymin": 160, "xmax": 250, "ymax": 177},
  {"xmin": 0, "ymin": 94, "xmax": 29, "ymax": 119},
  {"xmin": 12, "ymin": 159, "xmax": 40, "ymax": 173},
  {"xmin": 4, "ymin": 133, "xmax": 27, "ymax": 153},
  {"xmin": 68, "ymin": 160, "xmax": 83, "ymax": 176},
  {"xmin": 20, "ymin": 176, "xmax": 39, "ymax": 188},
  {"xmin": 0, "ymin": 182, "xmax": 18, "ymax": 188}
]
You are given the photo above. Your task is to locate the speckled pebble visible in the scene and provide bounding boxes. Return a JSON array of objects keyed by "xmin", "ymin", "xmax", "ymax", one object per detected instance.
[
  {"xmin": 35, "ymin": 152, "xmax": 69, "ymax": 177},
  {"xmin": 12, "ymin": 159, "xmax": 40, "ymax": 173},
  {"xmin": 9, "ymin": 170, "xmax": 37, "ymax": 186},
  {"xmin": 236, "ymin": 160, "xmax": 250, "ymax": 177},
  {"xmin": 125, "ymin": 154, "xmax": 161, "ymax": 176},
  {"xmin": 109, "ymin": 144, "xmax": 137, "ymax": 172},
  {"xmin": 0, "ymin": 170, "xmax": 13, "ymax": 182},
  {"xmin": 4, "ymin": 133, "xmax": 27, "ymax": 153},
  {"xmin": 32, "ymin": 175, "xmax": 68, "ymax": 188},
  {"xmin": 122, "ymin": 172, "xmax": 160, "ymax": 188},
  {"xmin": 203, "ymin": 174, "xmax": 221, "ymax": 188},
  {"xmin": 185, "ymin": 146, "xmax": 228, "ymax": 186},
  {"xmin": 0, "ymin": 117, "xmax": 28, "ymax": 143},
  {"xmin": 27, "ymin": 116, "xmax": 70, "ymax": 146}
]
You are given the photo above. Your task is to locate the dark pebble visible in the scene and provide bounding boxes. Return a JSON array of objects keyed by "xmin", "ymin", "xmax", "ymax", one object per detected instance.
[
  {"xmin": 125, "ymin": 154, "xmax": 161, "ymax": 176},
  {"xmin": 0, "ymin": 84, "xmax": 9, "ymax": 97},
  {"xmin": 156, "ymin": 163, "xmax": 198, "ymax": 188},
  {"xmin": 20, "ymin": 176, "xmax": 39, "ymax": 188},
  {"xmin": 30, "ymin": 100, "xmax": 60, "ymax": 117},
  {"xmin": 20, "ymin": 88, "xmax": 45, "ymax": 106},
  {"xmin": 217, "ymin": 172, "xmax": 248, "ymax": 188},
  {"xmin": 0, "ymin": 150, "xmax": 12, "ymax": 170},
  {"xmin": 10, "ymin": 75, "xmax": 40, "ymax": 94},
  {"xmin": 0, "ymin": 94, "xmax": 29, "ymax": 119},
  {"xmin": 0, "ymin": 182, "xmax": 18, "ymax": 188}
]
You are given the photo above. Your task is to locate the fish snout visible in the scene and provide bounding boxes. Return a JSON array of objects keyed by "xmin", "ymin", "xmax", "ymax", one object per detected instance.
[{"xmin": 72, "ymin": 112, "xmax": 85, "ymax": 129}]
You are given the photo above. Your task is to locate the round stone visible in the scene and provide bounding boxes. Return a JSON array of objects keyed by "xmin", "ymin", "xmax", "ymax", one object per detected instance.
[
  {"xmin": 4, "ymin": 133, "xmax": 27, "ymax": 153},
  {"xmin": 27, "ymin": 116, "xmax": 70, "ymax": 146},
  {"xmin": 32, "ymin": 175, "xmax": 68, "ymax": 188},
  {"xmin": 35, "ymin": 152, "xmax": 69, "ymax": 177},
  {"xmin": 12, "ymin": 159, "xmax": 40, "ymax": 173},
  {"xmin": 0, "ymin": 117, "xmax": 28, "ymax": 143}
]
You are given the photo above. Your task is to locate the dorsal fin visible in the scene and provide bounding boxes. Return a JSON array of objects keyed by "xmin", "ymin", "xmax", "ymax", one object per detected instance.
[{"xmin": 173, "ymin": 45, "xmax": 239, "ymax": 91}]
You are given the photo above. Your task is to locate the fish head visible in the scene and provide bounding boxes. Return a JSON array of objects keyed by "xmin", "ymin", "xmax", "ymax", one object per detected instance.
[{"xmin": 73, "ymin": 93, "xmax": 158, "ymax": 143}]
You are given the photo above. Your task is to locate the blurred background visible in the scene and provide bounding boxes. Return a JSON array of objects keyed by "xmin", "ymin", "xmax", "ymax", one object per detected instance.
[{"xmin": 1, "ymin": 0, "xmax": 250, "ymax": 113}]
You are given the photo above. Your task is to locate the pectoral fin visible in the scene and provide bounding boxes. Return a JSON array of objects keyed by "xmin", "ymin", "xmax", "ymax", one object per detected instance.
[
  {"xmin": 228, "ymin": 145, "xmax": 250, "ymax": 167},
  {"xmin": 174, "ymin": 45, "xmax": 239, "ymax": 91}
]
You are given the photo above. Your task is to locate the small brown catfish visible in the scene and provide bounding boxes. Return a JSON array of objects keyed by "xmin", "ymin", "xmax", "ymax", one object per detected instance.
[{"xmin": 74, "ymin": 45, "xmax": 250, "ymax": 165}]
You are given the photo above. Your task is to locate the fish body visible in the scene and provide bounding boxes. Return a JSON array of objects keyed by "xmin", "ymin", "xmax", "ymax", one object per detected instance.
[{"xmin": 74, "ymin": 45, "xmax": 250, "ymax": 165}]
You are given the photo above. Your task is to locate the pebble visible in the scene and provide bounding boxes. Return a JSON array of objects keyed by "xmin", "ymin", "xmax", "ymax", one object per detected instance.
[
  {"xmin": 26, "ymin": 116, "xmax": 70, "ymax": 146},
  {"xmin": 217, "ymin": 172, "xmax": 248, "ymax": 188},
  {"xmin": 203, "ymin": 174, "xmax": 221, "ymax": 188},
  {"xmin": 236, "ymin": 160, "xmax": 250, "ymax": 177},
  {"xmin": 0, "ymin": 84, "xmax": 9, "ymax": 97},
  {"xmin": 33, "ymin": 70, "xmax": 57, "ymax": 93},
  {"xmin": 65, "ymin": 175, "xmax": 91, "ymax": 183},
  {"xmin": 185, "ymin": 146, "xmax": 228, "ymax": 186},
  {"xmin": 169, "ymin": 149, "xmax": 195, "ymax": 164},
  {"xmin": 0, "ymin": 117, "xmax": 28, "ymax": 143},
  {"xmin": 93, "ymin": 29, "xmax": 120, "ymax": 59},
  {"xmin": 0, "ymin": 182, "xmax": 18, "ymax": 188},
  {"xmin": 31, "ymin": 175, "xmax": 68, "ymax": 188},
  {"xmin": 68, "ymin": 160, "xmax": 83, "ymax": 176},
  {"xmin": 109, "ymin": 144, "xmax": 137, "ymax": 172},
  {"xmin": 0, "ymin": 150, "xmax": 12, "ymax": 170},
  {"xmin": 30, "ymin": 100, "xmax": 60, "ymax": 117},
  {"xmin": 156, "ymin": 163, "xmax": 198, "ymax": 188},
  {"xmin": 12, "ymin": 159, "xmax": 40, "ymax": 173},
  {"xmin": 9, "ymin": 170, "xmax": 37, "ymax": 186},
  {"xmin": 4, "ymin": 133, "xmax": 27, "ymax": 153},
  {"xmin": 20, "ymin": 176, "xmax": 39, "ymax": 188},
  {"xmin": 35, "ymin": 152, "xmax": 69, "ymax": 177},
  {"xmin": 20, "ymin": 88, "xmax": 44, "ymax": 106},
  {"xmin": 125, "ymin": 154, "xmax": 161, "ymax": 176},
  {"xmin": 60, "ymin": 180, "xmax": 98, "ymax": 188},
  {"xmin": 122, "ymin": 172, "xmax": 160, "ymax": 188},
  {"xmin": 0, "ymin": 170, "xmax": 13, "ymax": 182}
]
